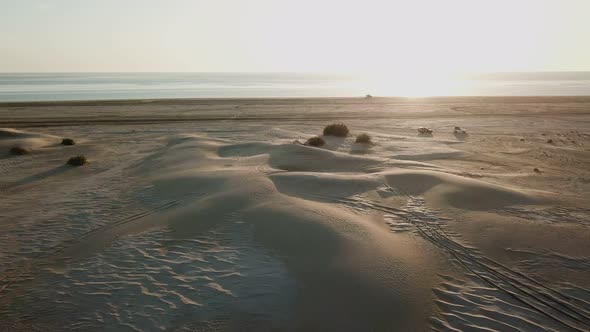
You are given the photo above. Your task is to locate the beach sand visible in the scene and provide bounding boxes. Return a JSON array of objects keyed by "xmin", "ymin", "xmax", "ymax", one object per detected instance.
[{"xmin": 1, "ymin": 97, "xmax": 590, "ymax": 331}]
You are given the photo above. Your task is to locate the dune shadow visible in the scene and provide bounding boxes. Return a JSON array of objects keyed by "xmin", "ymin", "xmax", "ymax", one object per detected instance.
[
  {"xmin": 453, "ymin": 132, "xmax": 469, "ymax": 141},
  {"xmin": 218, "ymin": 142, "xmax": 385, "ymax": 173},
  {"xmin": 269, "ymin": 172, "xmax": 379, "ymax": 203},
  {"xmin": 1, "ymin": 152, "xmax": 24, "ymax": 159},
  {"xmin": 7, "ymin": 165, "xmax": 73, "ymax": 190},
  {"xmin": 394, "ymin": 151, "xmax": 464, "ymax": 161},
  {"xmin": 350, "ymin": 143, "xmax": 372, "ymax": 155},
  {"xmin": 321, "ymin": 135, "xmax": 347, "ymax": 150}
]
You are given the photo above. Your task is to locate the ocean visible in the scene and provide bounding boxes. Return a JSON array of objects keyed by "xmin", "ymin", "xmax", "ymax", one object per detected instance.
[{"xmin": 1, "ymin": 72, "xmax": 590, "ymax": 102}]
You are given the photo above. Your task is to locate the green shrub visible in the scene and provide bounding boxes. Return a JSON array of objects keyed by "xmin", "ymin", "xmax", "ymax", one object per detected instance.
[
  {"xmin": 9, "ymin": 146, "xmax": 29, "ymax": 155},
  {"xmin": 61, "ymin": 138, "xmax": 75, "ymax": 145},
  {"xmin": 305, "ymin": 136, "xmax": 326, "ymax": 147},
  {"xmin": 323, "ymin": 123, "xmax": 349, "ymax": 137},
  {"xmin": 355, "ymin": 133, "xmax": 372, "ymax": 144},
  {"xmin": 67, "ymin": 155, "xmax": 87, "ymax": 166}
]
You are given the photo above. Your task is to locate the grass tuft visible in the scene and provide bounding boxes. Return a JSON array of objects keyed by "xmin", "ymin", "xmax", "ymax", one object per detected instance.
[
  {"xmin": 61, "ymin": 138, "xmax": 76, "ymax": 145},
  {"xmin": 67, "ymin": 155, "xmax": 87, "ymax": 166},
  {"xmin": 355, "ymin": 133, "xmax": 372, "ymax": 144},
  {"xmin": 305, "ymin": 136, "xmax": 326, "ymax": 147},
  {"xmin": 323, "ymin": 123, "xmax": 349, "ymax": 137}
]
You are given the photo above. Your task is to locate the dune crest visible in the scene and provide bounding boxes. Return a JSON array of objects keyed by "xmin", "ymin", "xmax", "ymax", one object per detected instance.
[{"xmin": 0, "ymin": 128, "xmax": 60, "ymax": 155}]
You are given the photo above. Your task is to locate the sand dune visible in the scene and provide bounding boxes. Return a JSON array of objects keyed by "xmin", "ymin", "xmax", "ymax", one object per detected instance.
[
  {"xmin": 0, "ymin": 128, "xmax": 60, "ymax": 156},
  {"xmin": 1, "ymin": 98, "xmax": 589, "ymax": 331}
]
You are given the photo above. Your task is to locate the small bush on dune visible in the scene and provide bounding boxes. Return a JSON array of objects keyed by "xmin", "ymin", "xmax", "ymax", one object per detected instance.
[
  {"xmin": 61, "ymin": 138, "xmax": 75, "ymax": 146},
  {"xmin": 323, "ymin": 123, "xmax": 349, "ymax": 137},
  {"xmin": 305, "ymin": 136, "xmax": 326, "ymax": 147},
  {"xmin": 355, "ymin": 133, "xmax": 372, "ymax": 144},
  {"xmin": 67, "ymin": 155, "xmax": 87, "ymax": 166},
  {"xmin": 9, "ymin": 146, "xmax": 29, "ymax": 155}
]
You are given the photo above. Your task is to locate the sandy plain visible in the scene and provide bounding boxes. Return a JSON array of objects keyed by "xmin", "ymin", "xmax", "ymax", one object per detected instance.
[{"xmin": 1, "ymin": 97, "xmax": 590, "ymax": 331}]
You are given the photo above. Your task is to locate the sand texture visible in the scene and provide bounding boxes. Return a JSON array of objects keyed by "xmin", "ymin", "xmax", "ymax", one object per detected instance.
[{"xmin": 1, "ymin": 97, "xmax": 590, "ymax": 331}]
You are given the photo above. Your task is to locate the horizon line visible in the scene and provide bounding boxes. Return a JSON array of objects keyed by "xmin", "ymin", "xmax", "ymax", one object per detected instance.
[{"xmin": 2, "ymin": 70, "xmax": 590, "ymax": 75}]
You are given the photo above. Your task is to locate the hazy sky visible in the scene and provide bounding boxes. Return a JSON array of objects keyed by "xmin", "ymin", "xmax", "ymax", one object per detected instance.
[{"xmin": 1, "ymin": 0, "xmax": 589, "ymax": 73}]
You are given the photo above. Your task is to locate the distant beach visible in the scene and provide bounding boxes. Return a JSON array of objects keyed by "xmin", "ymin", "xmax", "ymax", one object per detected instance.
[{"xmin": 2, "ymin": 72, "xmax": 590, "ymax": 102}]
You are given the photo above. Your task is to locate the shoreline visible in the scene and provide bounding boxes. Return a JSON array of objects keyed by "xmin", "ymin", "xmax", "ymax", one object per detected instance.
[
  {"xmin": 2, "ymin": 95, "xmax": 590, "ymax": 107},
  {"xmin": 4, "ymin": 111, "xmax": 590, "ymax": 128},
  {"xmin": 2, "ymin": 96, "xmax": 590, "ymax": 128}
]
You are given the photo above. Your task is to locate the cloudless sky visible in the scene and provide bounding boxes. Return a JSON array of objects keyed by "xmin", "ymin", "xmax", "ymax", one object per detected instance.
[{"xmin": 1, "ymin": 0, "xmax": 589, "ymax": 73}]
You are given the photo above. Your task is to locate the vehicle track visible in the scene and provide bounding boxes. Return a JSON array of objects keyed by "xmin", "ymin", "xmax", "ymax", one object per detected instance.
[{"xmin": 321, "ymin": 192, "xmax": 590, "ymax": 331}]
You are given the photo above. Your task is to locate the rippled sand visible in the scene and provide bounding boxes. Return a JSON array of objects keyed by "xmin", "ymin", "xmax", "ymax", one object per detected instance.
[{"xmin": 1, "ymin": 97, "xmax": 590, "ymax": 331}]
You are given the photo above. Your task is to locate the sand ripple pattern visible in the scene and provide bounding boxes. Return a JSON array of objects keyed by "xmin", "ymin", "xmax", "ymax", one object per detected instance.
[
  {"xmin": 495, "ymin": 205, "xmax": 590, "ymax": 228},
  {"xmin": 0, "ymin": 221, "xmax": 296, "ymax": 331}
]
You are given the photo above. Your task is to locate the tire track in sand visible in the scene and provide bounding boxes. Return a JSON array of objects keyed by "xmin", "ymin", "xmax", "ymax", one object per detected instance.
[{"xmin": 320, "ymin": 192, "xmax": 590, "ymax": 332}]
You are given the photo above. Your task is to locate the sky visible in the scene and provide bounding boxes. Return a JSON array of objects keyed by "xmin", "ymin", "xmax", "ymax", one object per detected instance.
[{"xmin": 0, "ymin": 0, "xmax": 589, "ymax": 73}]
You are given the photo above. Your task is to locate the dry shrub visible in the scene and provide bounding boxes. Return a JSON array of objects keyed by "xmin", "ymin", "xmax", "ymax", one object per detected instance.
[
  {"xmin": 305, "ymin": 136, "xmax": 326, "ymax": 147},
  {"xmin": 67, "ymin": 155, "xmax": 87, "ymax": 166},
  {"xmin": 355, "ymin": 133, "xmax": 372, "ymax": 144},
  {"xmin": 61, "ymin": 138, "xmax": 76, "ymax": 145},
  {"xmin": 323, "ymin": 123, "xmax": 349, "ymax": 137}
]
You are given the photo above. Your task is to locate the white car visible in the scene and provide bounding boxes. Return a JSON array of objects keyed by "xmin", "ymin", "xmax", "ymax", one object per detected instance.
[
  {"xmin": 417, "ymin": 127, "xmax": 433, "ymax": 134},
  {"xmin": 454, "ymin": 126, "xmax": 468, "ymax": 135}
]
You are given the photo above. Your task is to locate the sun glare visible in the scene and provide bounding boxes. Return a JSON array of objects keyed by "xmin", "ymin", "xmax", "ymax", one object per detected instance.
[{"xmin": 359, "ymin": 71, "xmax": 467, "ymax": 97}]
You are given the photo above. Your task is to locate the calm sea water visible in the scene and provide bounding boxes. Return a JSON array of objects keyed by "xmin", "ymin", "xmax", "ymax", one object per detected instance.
[{"xmin": 1, "ymin": 72, "xmax": 590, "ymax": 102}]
